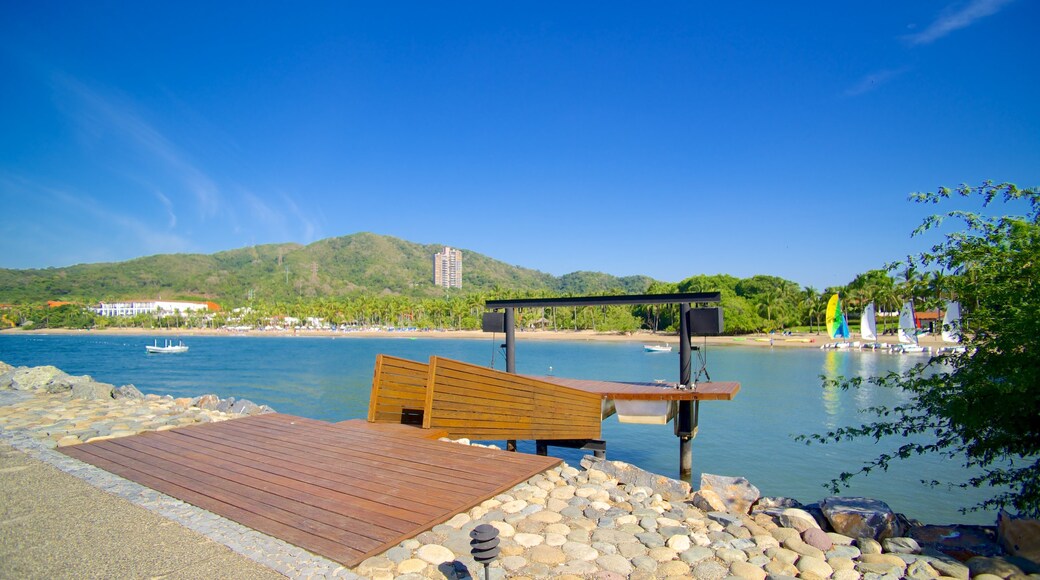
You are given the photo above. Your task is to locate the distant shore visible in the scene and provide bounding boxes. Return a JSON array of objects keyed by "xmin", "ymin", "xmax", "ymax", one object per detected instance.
[{"xmin": 0, "ymin": 326, "xmax": 951, "ymax": 349}]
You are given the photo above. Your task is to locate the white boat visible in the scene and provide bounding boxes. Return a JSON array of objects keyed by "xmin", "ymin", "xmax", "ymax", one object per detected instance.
[
  {"xmin": 146, "ymin": 339, "xmax": 189, "ymax": 354},
  {"xmin": 643, "ymin": 344, "xmax": 672, "ymax": 353},
  {"xmin": 938, "ymin": 300, "xmax": 967, "ymax": 354},
  {"xmin": 858, "ymin": 302, "xmax": 884, "ymax": 350},
  {"xmin": 895, "ymin": 302, "xmax": 928, "ymax": 354}
]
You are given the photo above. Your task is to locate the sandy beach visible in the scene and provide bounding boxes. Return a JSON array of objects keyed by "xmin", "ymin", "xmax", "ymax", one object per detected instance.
[{"xmin": 1, "ymin": 326, "xmax": 951, "ymax": 350}]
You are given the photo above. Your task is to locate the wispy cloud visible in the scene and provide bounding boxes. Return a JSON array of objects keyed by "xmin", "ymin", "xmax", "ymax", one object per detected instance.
[
  {"xmin": 844, "ymin": 67, "xmax": 910, "ymax": 97},
  {"xmin": 52, "ymin": 74, "xmax": 222, "ymax": 219},
  {"xmin": 240, "ymin": 189, "xmax": 320, "ymax": 244},
  {"xmin": 152, "ymin": 189, "xmax": 177, "ymax": 229},
  {"xmin": 906, "ymin": 0, "xmax": 1014, "ymax": 45}
]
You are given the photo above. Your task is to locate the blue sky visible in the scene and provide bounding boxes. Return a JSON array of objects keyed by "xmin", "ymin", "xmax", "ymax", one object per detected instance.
[{"xmin": 1, "ymin": 1, "xmax": 1037, "ymax": 290}]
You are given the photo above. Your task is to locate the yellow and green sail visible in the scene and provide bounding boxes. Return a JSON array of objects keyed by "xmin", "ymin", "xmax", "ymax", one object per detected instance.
[{"xmin": 826, "ymin": 294, "xmax": 850, "ymax": 339}]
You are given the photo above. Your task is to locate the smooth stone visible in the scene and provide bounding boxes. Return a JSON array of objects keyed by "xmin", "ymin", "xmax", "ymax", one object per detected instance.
[
  {"xmin": 883, "ymin": 536, "xmax": 922, "ymax": 554},
  {"xmin": 680, "ymin": 545, "xmax": 714, "ymax": 564},
  {"xmin": 527, "ymin": 544, "xmax": 566, "ymax": 565},
  {"xmin": 693, "ymin": 559, "xmax": 730, "ymax": 580},
  {"xmin": 562, "ymin": 541, "xmax": 599, "ymax": 561},
  {"xmin": 513, "ymin": 533, "xmax": 544, "ymax": 548},
  {"xmin": 797, "ymin": 554, "xmax": 834, "ymax": 578},
  {"xmin": 416, "ymin": 544, "xmax": 454, "ymax": 565},
  {"xmin": 657, "ymin": 559, "xmax": 692, "ymax": 577},
  {"xmin": 857, "ymin": 537, "xmax": 883, "ymax": 554},
  {"xmin": 860, "ymin": 553, "xmax": 909, "ymax": 569},
  {"xmin": 730, "ymin": 560, "xmax": 768, "ymax": 580},
  {"xmin": 666, "ymin": 534, "xmax": 691, "ymax": 552},
  {"xmin": 396, "ymin": 559, "xmax": 427, "ymax": 574},
  {"xmin": 596, "ymin": 553, "xmax": 635, "ymax": 576}
]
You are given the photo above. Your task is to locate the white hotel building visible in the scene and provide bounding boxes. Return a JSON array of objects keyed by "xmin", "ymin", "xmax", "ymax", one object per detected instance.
[{"xmin": 92, "ymin": 300, "xmax": 216, "ymax": 317}]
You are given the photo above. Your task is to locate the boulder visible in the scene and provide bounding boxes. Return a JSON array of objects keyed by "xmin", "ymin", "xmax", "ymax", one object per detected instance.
[
  {"xmin": 691, "ymin": 489, "xmax": 728, "ymax": 513},
  {"xmin": 910, "ymin": 525, "xmax": 1002, "ymax": 560},
  {"xmin": 778, "ymin": 508, "xmax": 822, "ymax": 532},
  {"xmin": 883, "ymin": 536, "xmax": 922, "ymax": 554},
  {"xmin": 581, "ymin": 456, "xmax": 690, "ymax": 501},
  {"xmin": 71, "ymin": 379, "xmax": 115, "ymax": 400},
  {"xmin": 1, "ymin": 365, "xmax": 67, "ymax": 391},
  {"xmin": 998, "ymin": 510, "xmax": 1040, "ymax": 566},
  {"xmin": 700, "ymin": 473, "xmax": 761, "ymax": 515},
  {"xmin": 752, "ymin": 496, "xmax": 803, "ymax": 512},
  {"xmin": 215, "ymin": 396, "xmax": 236, "ymax": 413},
  {"xmin": 113, "ymin": 384, "xmax": 144, "ymax": 400},
  {"xmin": 193, "ymin": 394, "xmax": 221, "ymax": 410},
  {"xmin": 820, "ymin": 496, "xmax": 903, "ymax": 540},
  {"xmin": 0, "ymin": 361, "xmax": 12, "ymax": 374}
]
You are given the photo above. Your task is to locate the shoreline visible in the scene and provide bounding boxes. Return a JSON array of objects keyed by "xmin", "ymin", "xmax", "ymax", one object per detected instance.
[{"xmin": 0, "ymin": 326, "xmax": 952, "ymax": 350}]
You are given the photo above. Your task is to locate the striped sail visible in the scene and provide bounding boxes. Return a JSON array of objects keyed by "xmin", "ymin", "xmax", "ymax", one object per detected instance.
[{"xmin": 826, "ymin": 294, "xmax": 850, "ymax": 340}]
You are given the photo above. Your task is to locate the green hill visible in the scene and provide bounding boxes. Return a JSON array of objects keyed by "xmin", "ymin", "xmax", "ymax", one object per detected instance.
[{"xmin": 0, "ymin": 233, "xmax": 652, "ymax": 305}]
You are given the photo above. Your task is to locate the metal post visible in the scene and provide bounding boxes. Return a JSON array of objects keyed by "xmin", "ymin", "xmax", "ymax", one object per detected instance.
[
  {"xmin": 504, "ymin": 307, "xmax": 516, "ymax": 374},
  {"xmin": 678, "ymin": 302, "xmax": 695, "ymax": 479}
]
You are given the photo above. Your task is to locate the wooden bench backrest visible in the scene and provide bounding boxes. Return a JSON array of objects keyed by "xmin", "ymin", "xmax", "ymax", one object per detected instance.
[
  {"xmin": 424, "ymin": 356, "xmax": 602, "ymax": 441},
  {"xmin": 367, "ymin": 354, "xmax": 430, "ymax": 423}
]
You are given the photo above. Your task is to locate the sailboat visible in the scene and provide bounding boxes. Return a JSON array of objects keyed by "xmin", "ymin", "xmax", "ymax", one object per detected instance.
[
  {"xmin": 823, "ymin": 294, "xmax": 851, "ymax": 349},
  {"xmin": 859, "ymin": 302, "xmax": 883, "ymax": 350},
  {"xmin": 896, "ymin": 301, "xmax": 927, "ymax": 354},
  {"xmin": 938, "ymin": 300, "xmax": 966, "ymax": 354}
]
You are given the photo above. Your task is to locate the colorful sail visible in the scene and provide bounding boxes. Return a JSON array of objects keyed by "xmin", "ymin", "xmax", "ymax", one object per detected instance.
[
  {"xmin": 825, "ymin": 294, "xmax": 850, "ymax": 339},
  {"xmin": 898, "ymin": 301, "xmax": 919, "ymax": 345},
  {"xmin": 860, "ymin": 302, "xmax": 877, "ymax": 342},
  {"xmin": 942, "ymin": 300, "xmax": 962, "ymax": 343}
]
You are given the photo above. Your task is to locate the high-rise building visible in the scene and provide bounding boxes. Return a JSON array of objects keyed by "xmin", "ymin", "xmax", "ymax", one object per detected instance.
[{"xmin": 433, "ymin": 246, "xmax": 462, "ymax": 289}]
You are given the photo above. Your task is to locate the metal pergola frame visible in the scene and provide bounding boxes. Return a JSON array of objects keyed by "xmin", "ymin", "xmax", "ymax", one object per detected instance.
[{"xmin": 484, "ymin": 292, "xmax": 723, "ymax": 478}]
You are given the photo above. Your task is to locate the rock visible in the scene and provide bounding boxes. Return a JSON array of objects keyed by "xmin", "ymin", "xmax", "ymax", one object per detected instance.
[
  {"xmin": 998, "ymin": 510, "xmax": 1040, "ymax": 565},
  {"xmin": 883, "ymin": 536, "xmax": 922, "ymax": 554},
  {"xmin": 113, "ymin": 384, "xmax": 144, "ymax": 399},
  {"xmin": 820, "ymin": 496, "xmax": 902, "ymax": 540},
  {"xmin": 753, "ymin": 496, "xmax": 803, "ymax": 511},
  {"xmin": 700, "ymin": 473, "xmax": 761, "ymax": 515},
  {"xmin": 527, "ymin": 544, "xmax": 566, "ymax": 565},
  {"xmin": 905, "ymin": 559, "xmax": 940, "ymax": 579},
  {"xmin": 797, "ymin": 554, "xmax": 834, "ymax": 578},
  {"xmin": 910, "ymin": 524, "xmax": 1002, "ymax": 560},
  {"xmin": 966, "ymin": 556, "xmax": 1025, "ymax": 578},
  {"xmin": 859, "ymin": 553, "xmax": 908, "ymax": 570},
  {"xmin": 71, "ymin": 379, "xmax": 115, "ymax": 400},
  {"xmin": 416, "ymin": 544, "xmax": 454, "ymax": 565},
  {"xmin": 0, "ymin": 361, "xmax": 12, "ymax": 374},
  {"xmin": 3, "ymin": 365, "xmax": 66, "ymax": 391},
  {"xmin": 596, "ymin": 553, "xmax": 634, "ymax": 576},
  {"xmin": 581, "ymin": 455, "xmax": 690, "ymax": 501},
  {"xmin": 803, "ymin": 527, "xmax": 833, "ymax": 551},
  {"xmin": 857, "ymin": 537, "xmax": 882, "ymax": 554},
  {"xmin": 730, "ymin": 560, "xmax": 768, "ymax": 580},
  {"xmin": 215, "ymin": 397, "xmax": 236, "ymax": 413},
  {"xmin": 779, "ymin": 507, "xmax": 822, "ymax": 532},
  {"xmin": 194, "ymin": 394, "xmax": 220, "ymax": 409},
  {"xmin": 691, "ymin": 489, "xmax": 728, "ymax": 513}
]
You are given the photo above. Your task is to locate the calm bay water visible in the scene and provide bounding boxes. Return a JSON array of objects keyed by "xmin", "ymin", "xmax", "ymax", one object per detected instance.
[{"xmin": 0, "ymin": 333, "xmax": 993, "ymax": 525}]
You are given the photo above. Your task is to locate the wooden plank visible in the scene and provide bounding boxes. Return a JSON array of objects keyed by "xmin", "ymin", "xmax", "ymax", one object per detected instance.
[
  {"xmin": 537, "ymin": 376, "xmax": 741, "ymax": 401},
  {"xmin": 59, "ymin": 414, "xmax": 560, "ymax": 568}
]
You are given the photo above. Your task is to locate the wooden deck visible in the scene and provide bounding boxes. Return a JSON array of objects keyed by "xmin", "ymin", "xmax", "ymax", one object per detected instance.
[
  {"xmin": 536, "ymin": 376, "xmax": 741, "ymax": 401},
  {"xmin": 58, "ymin": 413, "xmax": 561, "ymax": 567}
]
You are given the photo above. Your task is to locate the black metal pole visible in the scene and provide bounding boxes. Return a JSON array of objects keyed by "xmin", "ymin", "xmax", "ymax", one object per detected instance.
[
  {"xmin": 504, "ymin": 307, "xmax": 516, "ymax": 374},
  {"xmin": 678, "ymin": 302, "xmax": 695, "ymax": 479}
]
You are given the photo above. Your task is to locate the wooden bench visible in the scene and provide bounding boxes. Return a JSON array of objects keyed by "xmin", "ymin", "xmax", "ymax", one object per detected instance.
[{"xmin": 367, "ymin": 355, "xmax": 602, "ymax": 443}]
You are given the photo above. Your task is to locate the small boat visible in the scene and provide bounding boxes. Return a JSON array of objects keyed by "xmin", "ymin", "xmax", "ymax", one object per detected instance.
[
  {"xmin": 937, "ymin": 300, "xmax": 967, "ymax": 354},
  {"xmin": 858, "ymin": 302, "xmax": 884, "ymax": 350},
  {"xmin": 896, "ymin": 302, "xmax": 929, "ymax": 354},
  {"xmin": 643, "ymin": 344, "xmax": 673, "ymax": 353},
  {"xmin": 822, "ymin": 294, "xmax": 852, "ymax": 349},
  {"xmin": 146, "ymin": 339, "xmax": 189, "ymax": 354}
]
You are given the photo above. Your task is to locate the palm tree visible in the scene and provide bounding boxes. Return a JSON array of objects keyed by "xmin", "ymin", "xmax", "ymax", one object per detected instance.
[{"xmin": 802, "ymin": 286, "xmax": 820, "ymax": 334}]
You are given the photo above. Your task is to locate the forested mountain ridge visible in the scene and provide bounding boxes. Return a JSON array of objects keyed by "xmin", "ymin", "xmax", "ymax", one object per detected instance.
[{"xmin": 0, "ymin": 232, "xmax": 654, "ymax": 304}]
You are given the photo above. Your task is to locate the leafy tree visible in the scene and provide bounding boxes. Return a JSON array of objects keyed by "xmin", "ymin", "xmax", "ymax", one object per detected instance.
[{"xmin": 802, "ymin": 181, "xmax": 1040, "ymax": 517}]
